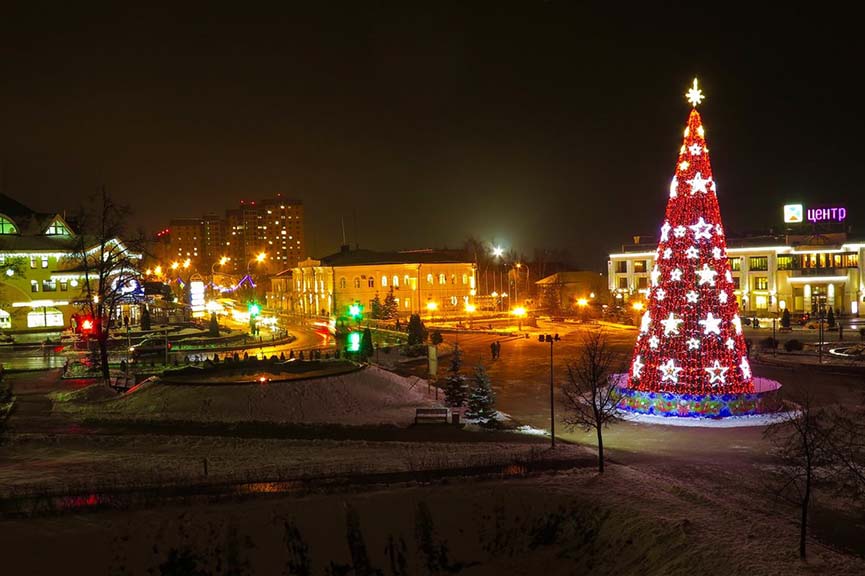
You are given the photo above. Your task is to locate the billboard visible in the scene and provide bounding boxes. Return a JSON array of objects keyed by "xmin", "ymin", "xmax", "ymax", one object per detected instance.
[{"xmin": 783, "ymin": 204, "xmax": 803, "ymax": 223}]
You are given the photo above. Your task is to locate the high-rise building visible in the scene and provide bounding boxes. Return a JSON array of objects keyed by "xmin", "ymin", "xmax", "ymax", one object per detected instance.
[
  {"xmin": 162, "ymin": 195, "xmax": 305, "ymax": 276},
  {"xmin": 168, "ymin": 217, "xmax": 203, "ymax": 262}
]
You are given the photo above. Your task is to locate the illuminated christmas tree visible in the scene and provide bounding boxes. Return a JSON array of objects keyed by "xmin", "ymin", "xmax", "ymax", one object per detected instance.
[{"xmin": 627, "ymin": 79, "xmax": 754, "ymax": 397}]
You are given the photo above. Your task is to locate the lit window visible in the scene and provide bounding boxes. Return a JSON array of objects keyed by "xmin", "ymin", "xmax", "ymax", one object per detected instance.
[
  {"xmin": 438, "ymin": 273, "xmax": 446, "ymax": 285},
  {"xmin": 0, "ymin": 309, "xmax": 10, "ymax": 329},
  {"xmin": 31, "ymin": 280, "xmax": 39, "ymax": 292},
  {"xmin": 30, "ymin": 256, "xmax": 37, "ymax": 269},
  {"xmin": 462, "ymin": 274, "xmax": 468, "ymax": 285},
  {"xmin": 427, "ymin": 273, "xmax": 434, "ymax": 285},
  {"xmin": 0, "ymin": 216, "xmax": 18, "ymax": 235},
  {"xmin": 44, "ymin": 219, "xmax": 71, "ymax": 236},
  {"xmin": 392, "ymin": 275, "xmax": 399, "ymax": 287},
  {"xmin": 42, "ymin": 279, "xmax": 57, "ymax": 292},
  {"xmin": 42, "ymin": 256, "xmax": 49, "ymax": 268},
  {"xmin": 381, "ymin": 275, "xmax": 388, "ymax": 287},
  {"xmin": 353, "ymin": 277, "xmax": 361, "ymax": 289}
]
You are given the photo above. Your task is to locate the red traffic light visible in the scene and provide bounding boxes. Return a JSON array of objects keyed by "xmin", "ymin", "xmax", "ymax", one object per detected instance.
[{"xmin": 80, "ymin": 318, "xmax": 94, "ymax": 333}]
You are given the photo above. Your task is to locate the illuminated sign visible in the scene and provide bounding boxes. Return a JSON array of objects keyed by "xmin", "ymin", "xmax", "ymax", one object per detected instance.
[
  {"xmin": 347, "ymin": 331, "xmax": 361, "ymax": 352},
  {"xmin": 783, "ymin": 204, "xmax": 803, "ymax": 223},
  {"xmin": 807, "ymin": 207, "xmax": 847, "ymax": 223},
  {"xmin": 190, "ymin": 281, "xmax": 206, "ymax": 313}
]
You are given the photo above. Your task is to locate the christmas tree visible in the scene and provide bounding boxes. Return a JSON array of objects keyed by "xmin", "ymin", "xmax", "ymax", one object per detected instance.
[
  {"xmin": 443, "ymin": 344, "xmax": 468, "ymax": 407},
  {"xmin": 627, "ymin": 79, "xmax": 753, "ymax": 396},
  {"xmin": 466, "ymin": 365, "xmax": 497, "ymax": 424}
]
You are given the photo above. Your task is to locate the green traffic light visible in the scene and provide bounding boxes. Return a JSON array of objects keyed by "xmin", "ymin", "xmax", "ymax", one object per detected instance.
[
  {"xmin": 348, "ymin": 303, "xmax": 362, "ymax": 318},
  {"xmin": 347, "ymin": 331, "xmax": 361, "ymax": 352},
  {"xmin": 248, "ymin": 303, "xmax": 261, "ymax": 317}
]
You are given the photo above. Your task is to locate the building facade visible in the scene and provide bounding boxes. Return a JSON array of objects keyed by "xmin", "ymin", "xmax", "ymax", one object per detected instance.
[
  {"xmin": 0, "ymin": 194, "xmax": 137, "ymax": 331},
  {"xmin": 267, "ymin": 247, "xmax": 476, "ymax": 319},
  {"xmin": 609, "ymin": 232, "xmax": 864, "ymax": 317}
]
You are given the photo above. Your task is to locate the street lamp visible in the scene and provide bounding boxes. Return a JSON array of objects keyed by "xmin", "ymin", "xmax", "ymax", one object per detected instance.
[
  {"xmin": 247, "ymin": 252, "xmax": 267, "ymax": 274},
  {"xmin": 538, "ymin": 333, "xmax": 560, "ymax": 448},
  {"xmin": 426, "ymin": 300, "xmax": 438, "ymax": 322},
  {"xmin": 511, "ymin": 306, "xmax": 527, "ymax": 330}
]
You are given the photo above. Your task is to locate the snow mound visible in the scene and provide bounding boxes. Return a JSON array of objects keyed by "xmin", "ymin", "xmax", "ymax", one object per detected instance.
[{"xmin": 619, "ymin": 409, "xmax": 797, "ymax": 428}]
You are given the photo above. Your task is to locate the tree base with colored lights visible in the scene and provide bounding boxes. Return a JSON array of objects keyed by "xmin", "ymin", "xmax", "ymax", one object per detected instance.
[{"xmin": 614, "ymin": 376, "xmax": 788, "ymax": 426}]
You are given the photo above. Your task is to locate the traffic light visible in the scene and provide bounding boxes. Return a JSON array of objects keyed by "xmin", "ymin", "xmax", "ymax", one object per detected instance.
[
  {"xmin": 346, "ymin": 331, "xmax": 361, "ymax": 352},
  {"xmin": 348, "ymin": 303, "xmax": 363, "ymax": 320},
  {"xmin": 80, "ymin": 316, "xmax": 95, "ymax": 335},
  {"xmin": 248, "ymin": 302, "xmax": 261, "ymax": 317}
]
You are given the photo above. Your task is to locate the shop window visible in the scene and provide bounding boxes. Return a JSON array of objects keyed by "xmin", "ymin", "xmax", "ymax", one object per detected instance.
[
  {"xmin": 42, "ymin": 279, "xmax": 57, "ymax": 292},
  {"xmin": 617, "ymin": 277, "xmax": 629, "ymax": 290},
  {"xmin": 27, "ymin": 309, "xmax": 64, "ymax": 328},
  {"xmin": 633, "ymin": 260, "xmax": 647, "ymax": 273},
  {"xmin": 0, "ymin": 309, "xmax": 10, "ymax": 329},
  {"xmin": 728, "ymin": 257, "xmax": 741, "ymax": 271},
  {"xmin": 749, "ymin": 256, "xmax": 768, "ymax": 271},
  {"xmin": 753, "ymin": 277, "xmax": 769, "ymax": 291},
  {"xmin": 404, "ymin": 298, "xmax": 411, "ymax": 309},
  {"xmin": 450, "ymin": 295, "xmax": 458, "ymax": 306}
]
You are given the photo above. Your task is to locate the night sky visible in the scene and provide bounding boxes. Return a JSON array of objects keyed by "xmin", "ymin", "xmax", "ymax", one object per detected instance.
[{"xmin": 1, "ymin": 3, "xmax": 863, "ymax": 270}]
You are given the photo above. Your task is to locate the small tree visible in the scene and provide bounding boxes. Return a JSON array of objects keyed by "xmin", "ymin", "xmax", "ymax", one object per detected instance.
[
  {"xmin": 383, "ymin": 289, "xmax": 399, "ymax": 320},
  {"xmin": 561, "ymin": 330, "xmax": 624, "ymax": 473},
  {"xmin": 370, "ymin": 293, "xmax": 384, "ymax": 320},
  {"xmin": 407, "ymin": 314, "xmax": 427, "ymax": 346},
  {"xmin": 764, "ymin": 396, "xmax": 831, "ymax": 561},
  {"xmin": 466, "ymin": 365, "xmax": 496, "ymax": 425},
  {"xmin": 443, "ymin": 344, "xmax": 467, "ymax": 408},
  {"xmin": 781, "ymin": 308, "xmax": 791, "ymax": 329},
  {"xmin": 826, "ymin": 306, "xmax": 836, "ymax": 328},
  {"xmin": 360, "ymin": 327, "xmax": 374, "ymax": 360},
  {"xmin": 209, "ymin": 312, "xmax": 220, "ymax": 337},
  {"xmin": 430, "ymin": 330, "xmax": 443, "ymax": 346},
  {"xmin": 140, "ymin": 306, "xmax": 152, "ymax": 331}
]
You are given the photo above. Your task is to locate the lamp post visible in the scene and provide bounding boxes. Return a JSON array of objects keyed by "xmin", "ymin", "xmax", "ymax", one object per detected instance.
[
  {"xmin": 491, "ymin": 245, "xmax": 504, "ymax": 311},
  {"xmin": 211, "ymin": 256, "xmax": 230, "ymax": 295},
  {"xmin": 539, "ymin": 333, "xmax": 560, "ymax": 448}
]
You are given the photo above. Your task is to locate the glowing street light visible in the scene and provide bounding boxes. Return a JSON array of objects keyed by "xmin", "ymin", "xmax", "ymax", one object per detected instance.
[
  {"xmin": 632, "ymin": 301, "xmax": 645, "ymax": 311},
  {"xmin": 154, "ymin": 265, "xmax": 162, "ymax": 275},
  {"xmin": 511, "ymin": 305, "xmax": 527, "ymax": 330},
  {"xmin": 577, "ymin": 298, "xmax": 589, "ymax": 307},
  {"xmin": 426, "ymin": 301, "xmax": 438, "ymax": 311},
  {"xmin": 464, "ymin": 303, "xmax": 476, "ymax": 313},
  {"xmin": 170, "ymin": 261, "xmax": 179, "ymax": 270},
  {"xmin": 491, "ymin": 245, "xmax": 504, "ymax": 258}
]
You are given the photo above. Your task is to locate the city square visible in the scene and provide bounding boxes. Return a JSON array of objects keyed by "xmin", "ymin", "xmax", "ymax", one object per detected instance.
[{"xmin": 1, "ymin": 4, "xmax": 865, "ymax": 575}]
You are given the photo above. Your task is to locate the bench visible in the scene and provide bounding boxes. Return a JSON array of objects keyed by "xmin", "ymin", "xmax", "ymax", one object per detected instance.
[{"xmin": 415, "ymin": 407, "xmax": 450, "ymax": 424}]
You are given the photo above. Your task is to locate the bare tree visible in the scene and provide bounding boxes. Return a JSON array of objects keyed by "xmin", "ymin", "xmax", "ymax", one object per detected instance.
[
  {"xmin": 561, "ymin": 329, "xmax": 624, "ymax": 473},
  {"xmin": 70, "ymin": 189, "xmax": 142, "ymax": 383},
  {"xmin": 764, "ymin": 395, "xmax": 832, "ymax": 561}
]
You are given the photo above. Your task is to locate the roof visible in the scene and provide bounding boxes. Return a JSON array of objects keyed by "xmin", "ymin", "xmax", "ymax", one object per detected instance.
[
  {"xmin": 317, "ymin": 247, "xmax": 473, "ymax": 267},
  {"xmin": 0, "ymin": 234, "xmax": 79, "ymax": 253}
]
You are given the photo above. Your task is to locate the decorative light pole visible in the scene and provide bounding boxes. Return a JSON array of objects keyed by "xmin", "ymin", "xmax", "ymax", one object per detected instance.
[{"xmin": 538, "ymin": 332, "xmax": 560, "ymax": 448}]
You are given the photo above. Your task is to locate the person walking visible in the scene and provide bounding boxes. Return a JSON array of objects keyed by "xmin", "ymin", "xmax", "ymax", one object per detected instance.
[{"xmin": 490, "ymin": 341, "xmax": 497, "ymax": 360}]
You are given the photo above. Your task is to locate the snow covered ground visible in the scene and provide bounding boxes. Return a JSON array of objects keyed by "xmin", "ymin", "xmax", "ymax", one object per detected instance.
[{"xmin": 52, "ymin": 365, "xmax": 438, "ymax": 426}]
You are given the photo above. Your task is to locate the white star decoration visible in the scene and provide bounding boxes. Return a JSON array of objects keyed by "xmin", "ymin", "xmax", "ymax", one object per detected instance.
[
  {"xmin": 660, "ymin": 222, "xmax": 671, "ymax": 242},
  {"xmin": 712, "ymin": 246, "xmax": 723, "ymax": 259},
  {"xmin": 669, "ymin": 177, "xmax": 678, "ymax": 198},
  {"xmin": 655, "ymin": 288, "xmax": 666, "ymax": 301},
  {"xmin": 719, "ymin": 291, "xmax": 728, "ymax": 304},
  {"xmin": 732, "ymin": 315, "xmax": 742, "ymax": 334},
  {"xmin": 670, "ymin": 268, "xmax": 683, "ymax": 281},
  {"xmin": 740, "ymin": 357, "xmax": 752, "ymax": 379},
  {"xmin": 650, "ymin": 265, "xmax": 661, "ymax": 286},
  {"xmin": 632, "ymin": 355, "xmax": 644, "ymax": 379},
  {"xmin": 690, "ymin": 217, "xmax": 713, "ymax": 240},
  {"xmin": 685, "ymin": 245, "xmax": 699, "ymax": 259},
  {"xmin": 661, "ymin": 313, "xmax": 683, "ymax": 336},
  {"xmin": 687, "ymin": 172, "xmax": 712, "ymax": 195},
  {"xmin": 640, "ymin": 311, "xmax": 651, "ymax": 333},
  {"xmin": 663, "ymin": 248, "xmax": 672, "ymax": 259},
  {"xmin": 685, "ymin": 290, "xmax": 699, "ymax": 303},
  {"xmin": 715, "ymin": 224, "xmax": 724, "ymax": 236},
  {"xmin": 658, "ymin": 359, "xmax": 683, "ymax": 384},
  {"xmin": 699, "ymin": 312, "xmax": 722, "ymax": 336},
  {"xmin": 726, "ymin": 338, "xmax": 736, "ymax": 350},
  {"xmin": 673, "ymin": 225, "xmax": 687, "ymax": 238},
  {"xmin": 688, "ymin": 143, "xmax": 703, "ymax": 156},
  {"xmin": 686, "ymin": 78, "xmax": 704, "ymax": 107},
  {"xmin": 705, "ymin": 360, "xmax": 729, "ymax": 386},
  {"xmin": 696, "ymin": 264, "xmax": 718, "ymax": 286},
  {"xmin": 725, "ymin": 270, "xmax": 733, "ymax": 283},
  {"xmin": 687, "ymin": 338, "xmax": 700, "ymax": 350},
  {"xmin": 648, "ymin": 335, "xmax": 660, "ymax": 349}
]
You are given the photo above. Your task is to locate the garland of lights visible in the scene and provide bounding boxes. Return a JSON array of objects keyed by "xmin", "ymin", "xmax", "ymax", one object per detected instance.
[{"xmin": 627, "ymin": 79, "xmax": 754, "ymax": 396}]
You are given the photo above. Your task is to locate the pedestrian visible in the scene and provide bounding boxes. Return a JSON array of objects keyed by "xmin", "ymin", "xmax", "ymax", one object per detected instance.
[
  {"xmin": 495, "ymin": 341, "xmax": 501, "ymax": 359},
  {"xmin": 839, "ymin": 324, "xmax": 844, "ymax": 341},
  {"xmin": 490, "ymin": 341, "xmax": 496, "ymax": 360}
]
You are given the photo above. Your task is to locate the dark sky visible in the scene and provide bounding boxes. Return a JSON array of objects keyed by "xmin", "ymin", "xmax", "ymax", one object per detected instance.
[{"xmin": 1, "ymin": 3, "xmax": 863, "ymax": 270}]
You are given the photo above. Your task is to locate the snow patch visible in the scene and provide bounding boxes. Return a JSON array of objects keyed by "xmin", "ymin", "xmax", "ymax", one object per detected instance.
[{"xmin": 619, "ymin": 409, "xmax": 798, "ymax": 428}]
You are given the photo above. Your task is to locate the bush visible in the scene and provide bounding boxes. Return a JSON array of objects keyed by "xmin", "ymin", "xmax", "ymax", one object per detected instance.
[
  {"xmin": 784, "ymin": 339, "xmax": 804, "ymax": 352},
  {"xmin": 781, "ymin": 308, "xmax": 791, "ymax": 329},
  {"xmin": 430, "ymin": 330, "xmax": 443, "ymax": 346},
  {"xmin": 760, "ymin": 337, "xmax": 779, "ymax": 350}
]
